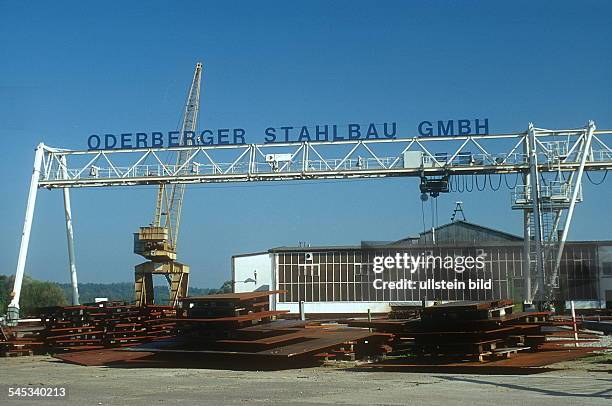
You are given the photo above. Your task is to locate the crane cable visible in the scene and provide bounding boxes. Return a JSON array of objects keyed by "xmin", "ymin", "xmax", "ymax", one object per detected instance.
[
  {"xmin": 466, "ymin": 175, "xmax": 474, "ymax": 192},
  {"xmin": 421, "ymin": 198, "xmax": 427, "ymax": 233},
  {"xmin": 489, "ymin": 174, "xmax": 503, "ymax": 191},
  {"xmin": 457, "ymin": 176, "xmax": 464, "ymax": 192},
  {"xmin": 585, "ymin": 170, "xmax": 608, "ymax": 185},
  {"xmin": 449, "ymin": 173, "xmax": 524, "ymax": 192},
  {"xmin": 541, "ymin": 169, "xmax": 608, "ymax": 186},
  {"xmin": 504, "ymin": 172, "xmax": 520, "ymax": 189},
  {"xmin": 430, "ymin": 196, "xmax": 439, "ymax": 230},
  {"xmin": 475, "ymin": 174, "xmax": 486, "ymax": 191}
]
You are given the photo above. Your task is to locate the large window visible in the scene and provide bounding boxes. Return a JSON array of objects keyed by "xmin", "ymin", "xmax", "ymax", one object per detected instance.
[
  {"xmin": 277, "ymin": 246, "xmax": 526, "ymax": 302},
  {"xmin": 602, "ymin": 262, "xmax": 612, "ymax": 276}
]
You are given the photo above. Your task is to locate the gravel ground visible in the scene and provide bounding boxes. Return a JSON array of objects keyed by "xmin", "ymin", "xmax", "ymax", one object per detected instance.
[{"xmin": 1, "ymin": 350, "xmax": 610, "ymax": 406}]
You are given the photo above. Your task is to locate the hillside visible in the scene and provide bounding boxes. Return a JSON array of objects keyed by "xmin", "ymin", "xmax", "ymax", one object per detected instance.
[
  {"xmin": 1, "ymin": 275, "xmax": 231, "ymax": 315},
  {"xmin": 57, "ymin": 282, "xmax": 218, "ymax": 305}
]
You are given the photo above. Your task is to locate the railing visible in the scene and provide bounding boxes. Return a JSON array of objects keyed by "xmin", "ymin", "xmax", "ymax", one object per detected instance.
[
  {"xmin": 511, "ymin": 182, "xmax": 581, "ymax": 209},
  {"xmin": 35, "ymin": 126, "xmax": 612, "ymax": 187}
]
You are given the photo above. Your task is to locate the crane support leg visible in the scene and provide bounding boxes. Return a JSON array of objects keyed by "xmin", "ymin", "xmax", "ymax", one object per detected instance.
[
  {"xmin": 61, "ymin": 156, "xmax": 80, "ymax": 305},
  {"xmin": 8, "ymin": 144, "xmax": 44, "ymax": 324},
  {"xmin": 523, "ymin": 210, "xmax": 532, "ymax": 305},
  {"xmin": 135, "ymin": 272, "xmax": 154, "ymax": 305},
  {"xmin": 549, "ymin": 121, "xmax": 596, "ymax": 298},
  {"xmin": 134, "ymin": 261, "xmax": 189, "ymax": 306},
  {"xmin": 169, "ymin": 272, "xmax": 189, "ymax": 307},
  {"xmin": 527, "ymin": 123, "xmax": 545, "ymax": 306},
  {"xmin": 522, "ymin": 138, "xmax": 532, "ymax": 306}
]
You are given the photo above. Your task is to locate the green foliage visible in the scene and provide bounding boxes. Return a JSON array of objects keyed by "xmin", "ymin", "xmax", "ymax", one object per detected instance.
[
  {"xmin": 216, "ymin": 280, "xmax": 233, "ymax": 294},
  {"xmin": 205, "ymin": 280, "xmax": 233, "ymax": 294},
  {"xmin": 0, "ymin": 275, "xmax": 225, "ymax": 315},
  {"xmin": 58, "ymin": 282, "xmax": 134, "ymax": 304},
  {"xmin": 57, "ymin": 282, "xmax": 215, "ymax": 305},
  {"xmin": 0, "ymin": 275, "xmax": 68, "ymax": 317},
  {"xmin": 0, "ymin": 275, "xmax": 9, "ymax": 314},
  {"xmin": 20, "ymin": 278, "xmax": 68, "ymax": 317}
]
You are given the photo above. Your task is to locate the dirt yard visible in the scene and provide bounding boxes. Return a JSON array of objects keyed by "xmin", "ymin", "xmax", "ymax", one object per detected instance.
[{"xmin": 1, "ymin": 352, "xmax": 610, "ymax": 405}]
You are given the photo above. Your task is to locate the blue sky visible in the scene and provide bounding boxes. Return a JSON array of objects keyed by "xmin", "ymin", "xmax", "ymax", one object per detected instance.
[{"xmin": 0, "ymin": 1, "xmax": 610, "ymax": 288}]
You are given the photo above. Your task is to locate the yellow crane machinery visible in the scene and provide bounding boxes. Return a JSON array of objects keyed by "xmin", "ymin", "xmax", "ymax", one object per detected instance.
[{"xmin": 133, "ymin": 62, "xmax": 202, "ymax": 306}]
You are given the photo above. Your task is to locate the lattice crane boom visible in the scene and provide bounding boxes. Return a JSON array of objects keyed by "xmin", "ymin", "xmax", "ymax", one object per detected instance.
[
  {"xmin": 132, "ymin": 62, "xmax": 203, "ymax": 306},
  {"xmin": 155, "ymin": 62, "xmax": 202, "ymax": 250}
]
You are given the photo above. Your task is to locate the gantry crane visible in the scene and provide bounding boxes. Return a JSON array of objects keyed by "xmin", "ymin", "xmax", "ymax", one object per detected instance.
[
  {"xmin": 133, "ymin": 62, "xmax": 202, "ymax": 306},
  {"xmin": 5, "ymin": 73, "xmax": 612, "ymax": 321}
]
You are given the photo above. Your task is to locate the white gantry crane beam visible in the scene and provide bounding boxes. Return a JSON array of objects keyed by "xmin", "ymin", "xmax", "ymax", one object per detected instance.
[
  {"xmin": 35, "ymin": 127, "xmax": 612, "ymax": 188},
  {"xmin": 6, "ymin": 121, "xmax": 612, "ymax": 322}
]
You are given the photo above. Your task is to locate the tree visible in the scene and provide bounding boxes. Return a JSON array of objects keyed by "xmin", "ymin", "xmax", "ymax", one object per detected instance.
[
  {"xmin": 0, "ymin": 275, "xmax": 9, "ymax": 314},
  {"xmin": 57, "ymin": 282, "xmax": 215, "ymax": 304},
  {"xmin": 217, "ymin": 280, "xmax": 233, "ymax": 294},
  {"xmin": 0, "ymin": 275, "xmax": 68, "ymax": 317},
  {"xmin": 20, "ymin": 279, "xmax": 68, "ymax": 316}
]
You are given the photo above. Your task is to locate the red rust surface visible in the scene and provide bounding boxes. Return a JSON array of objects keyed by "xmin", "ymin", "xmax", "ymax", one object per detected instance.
[
  {"xmin": 53, "ymin": 348, "xmax": 156, "ymax": 366},
  {"xmin": 173, "ymin": 310, "xmax": 289, "ymax": 323},
  {"xmin": 360, "ymin": 347, "xmax": 604, "ymax": 374},
  {"xmin": 181, "ymin": 290, "xmax": 285, "ymax": 302}
]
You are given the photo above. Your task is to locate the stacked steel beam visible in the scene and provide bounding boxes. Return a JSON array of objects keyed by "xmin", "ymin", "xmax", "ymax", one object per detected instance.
[
  {"xmin": 0, "ymin": 321, "xmax": 46, "ymax": 356},
  {"xmin": 42, "ymin": 305, "xmax": 107, "ymax": 351},
  {"xmin": 38, "ymin": 302, "xmax": 176, "ymax": 353},
  {"xmin": 119, "ymin": 291, "xmax": 393, "ymax": 365},
  {"xmin": 1, "ymin": 303, "xmax": 176, "ymax": 356},
  {"xmin": 349, "ymin": 300, "xmax": 602, "ymax": 363},
  {"xmin": 141, "ymin": 305, "xmax": 177, "ymax": 340}
]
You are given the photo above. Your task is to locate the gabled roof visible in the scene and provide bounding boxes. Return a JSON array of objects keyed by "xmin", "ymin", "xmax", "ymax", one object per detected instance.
[{"xmin": 416, "ymin": 220, "xmax": 523, "ymax": 241}]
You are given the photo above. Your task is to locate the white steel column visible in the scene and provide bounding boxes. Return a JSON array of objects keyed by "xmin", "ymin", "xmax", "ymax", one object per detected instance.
[
  {"xmin": 7, "ymin": 144, "xmax": 45, "ymax": 323},
  {"xmin": 527, "ymin": 124, "xmax": 545, "ymax": 304},
  {"xmin": 523, "ymin": 135, "xmax": 532, "ymax": 305},
  {"xmin": 61, "ymin": 155, "xmax": 80, "ymax": 305},
  {"xmin": 549, "ymin": 121, "xmax": 596, "ymax": 298},
  {"xmin": 523, "ymin": 201, "xmax": 532, "ymax": 304}
]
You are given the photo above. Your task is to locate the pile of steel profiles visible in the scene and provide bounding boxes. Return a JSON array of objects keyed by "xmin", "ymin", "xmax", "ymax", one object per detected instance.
[
  {"xmin": 574, "ymin": 308, "xmax": 612, "ymax": 318},
  {"xmin": 42, "ymin": 305, "xmax": 108, "ymax": 351},
  {"xmin": 348, "ymin": 300, "xmax": 606, "ymax": 364},
  {"xmin": 141, "ymin": 305, "xmax": 177, "ymax": 340},
  {"xmin": 581, "ymin": 320, "xmax": 612, "ymax": 334},
  {"xmin": 175, "ymin": 290, "xmax": 289, "ymax": 328},
  {"xmin": 45, "ymin": 296, "xmax": 609, "ymax": 369},
  {"xmin": 161, "ymin": 290, "xmax": 393, "ymax": 362},
  {"xmin": 352, "ymin": 346, "xmax": 604, "ymax": 374},
  {"xmin": 102, "ymin": 304, "xmax": 176, "ymax": 347},
  {"xmin": 573, "ymin": 309, "xmax": 612, "ymax": 334},
  {"xmin": 0, "ymin": 321, "xmax": 46, "ymax": 357},
  {"xmin": 54, "ymin": 291, "xmax": 394, "ymax": 367},
  {"xmin": 36, "ymin": 302, "xmax": 177, "ymax": 353},
  {"xmin": 128, "ymin": 326, "xmax": 392, "ymax": 360},
  {"xmin": 387, "ymin": 304, "xmax": 421, "ymax": 320}
]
